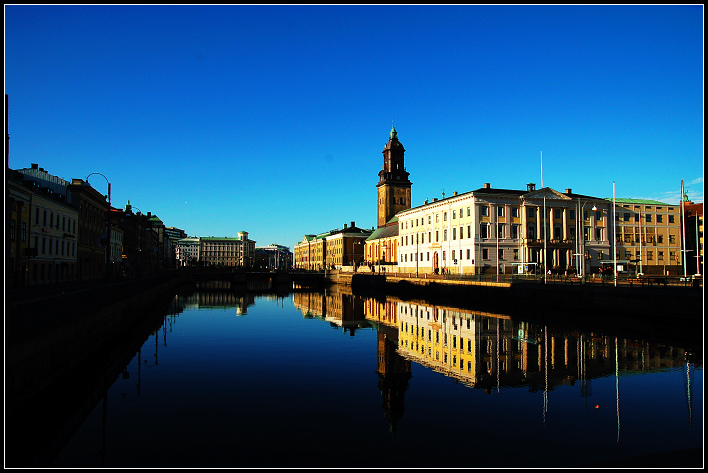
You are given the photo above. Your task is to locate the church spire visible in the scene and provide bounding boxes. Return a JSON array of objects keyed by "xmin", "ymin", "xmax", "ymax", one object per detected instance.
[{"xmin": 390, "ymin": 120, "xmax": 397, "ymax": 140}]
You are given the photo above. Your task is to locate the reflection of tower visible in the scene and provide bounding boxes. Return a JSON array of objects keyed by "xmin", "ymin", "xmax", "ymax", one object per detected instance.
[
  {"xmin": 377, "ymin": 123, "xmax": 412, "ymax": 227},
  {"xmin": 376, "ymin": 330, "xmax": 411, "ymax": 432}
]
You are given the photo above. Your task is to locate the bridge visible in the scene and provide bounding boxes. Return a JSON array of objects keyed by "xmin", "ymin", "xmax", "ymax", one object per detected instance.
[{"xmin": 177, "ymin": 268, "xmax": 328, "ymax": 290}]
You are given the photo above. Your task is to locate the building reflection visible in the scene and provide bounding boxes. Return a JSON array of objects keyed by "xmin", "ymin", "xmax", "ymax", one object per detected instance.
[
  {"xmin": 295, "ymin": 289, "xmax": 699, "ymax": 433},
  {"xmin": 174, "ymin": 290, "xmax": 255, "ymax": 315}
]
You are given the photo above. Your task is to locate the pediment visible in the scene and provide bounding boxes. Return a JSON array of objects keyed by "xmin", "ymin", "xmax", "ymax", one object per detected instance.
[{"xmin": 523, "ymin": 187, "xmax": 572, "ymax": 201}]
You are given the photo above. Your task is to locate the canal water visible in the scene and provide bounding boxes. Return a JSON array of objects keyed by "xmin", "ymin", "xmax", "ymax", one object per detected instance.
[{"xmin": 49, "ymin": 287, "xmax": 702, "ymax": 468}]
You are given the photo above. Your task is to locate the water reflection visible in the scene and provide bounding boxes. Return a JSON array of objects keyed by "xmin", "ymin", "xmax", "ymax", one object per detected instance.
[
  {"xmin": 48, "ymin": 287, "xmax": 701, "ymax": 468},
  {"xmin": 292, "ymin": 286, "xmax": 700, "ymax": 436}
]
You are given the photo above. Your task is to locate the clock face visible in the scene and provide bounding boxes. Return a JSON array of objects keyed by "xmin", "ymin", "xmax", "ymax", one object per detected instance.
[{"xmin": 397, "ymin": 176, "xmax": 400, "ymax": 180}]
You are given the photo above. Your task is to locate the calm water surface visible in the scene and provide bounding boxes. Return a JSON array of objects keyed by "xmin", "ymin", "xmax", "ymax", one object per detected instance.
[{"xmin": 50, "ymin": 288, "xmax": 702, "ymax": 468}]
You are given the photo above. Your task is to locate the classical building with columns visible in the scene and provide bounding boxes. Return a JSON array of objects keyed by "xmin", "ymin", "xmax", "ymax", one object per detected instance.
[{"xmin": 396, "ymin": 183, "xmax": 611, "ymax": 276}]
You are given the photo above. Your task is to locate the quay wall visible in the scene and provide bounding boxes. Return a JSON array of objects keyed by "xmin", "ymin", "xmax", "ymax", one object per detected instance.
[
  {"xmin": 6, "ymin": 273, "xmax": 181, "ymax": 413},
  {"xmin": 333, "ymin": 272, "xmax": 704, "ymax": 347}
]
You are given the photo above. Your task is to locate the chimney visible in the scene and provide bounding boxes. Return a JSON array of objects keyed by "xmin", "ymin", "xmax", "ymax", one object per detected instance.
[
  {"xmin": 343, "ymin": 223, "xmax": 347, "ymax": 229},
  {"xmin": 484, "ymin": 183, "xmax": 491, "ymax": 189},
  {"xmin": 433, "ymin": 198, "xmax": 438, "ymax": 202},
  {"xmin": 31, "ymin": 163, "xmax": 38, "ymax": 169},
  {"xmin": 565, "ymin": 188, "xmax": 572, "ymax": 194},
  {"xmin": 453, "ymin": 191, "xmax": 458, "ymax": 196},
  {"xmin": 351, "ymin": 221, "xmax": 355, "ymax": 228},
  {"xmin": 527, "ymin": 183, "xmax": 536, "ymax": 191}
]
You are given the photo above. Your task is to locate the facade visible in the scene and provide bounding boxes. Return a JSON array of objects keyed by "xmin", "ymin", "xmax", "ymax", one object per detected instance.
[
  {"xmin": 609, "ymin": 198, "xmax": 683, "ymax": 275},
  {"xmin": 396, "ymin": 183, "xmax": 611, "ymax": 276},
  {"xmin": 294, "ymin": 229, "xmax": 338, "ymax": 270},
  {"xmin": 200, "ymin": 231, "xmax": 256, "ymax": 267},
  {"xmin": 377, "ymin": 124, "xmax": 412, "ymax": 227},
  {"xmin": 175, "ymin": 237, "xmax": 200, "ymax": 267},
  {"xmin": 294, "ymin": 235, "xmax": 316, "ymax": 270},
  {"xmin": 364, "ymin": 216, "xmax": 399, "ymax": 269},
  {"xmin": 108, "ymin": 202, "xmax": 161, "ymax": 277},
  {"xmin": 683, "ymin": 201, "xmax": 703, "ymax": 276},
  {"xmin": 12, "ymin": 166, "xmax": 80, "ymax": 285},
  {"xmin": 255, "ymin": 244, "xmax": 293, "ymax": 270},
  {"xmin": 67, "ymin": 177, "xmax": 110, "ymax": 281},
  {"xmin": 7, "ymin": 170, "xmax": 34, "ymax": 286},
  {"xmin": 324, "ymin": 222, "xmax": 372, "ymax": 270}
]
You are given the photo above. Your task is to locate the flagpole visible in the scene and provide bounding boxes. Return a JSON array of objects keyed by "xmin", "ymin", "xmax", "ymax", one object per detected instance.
[
  {"xmin": 613, "ymin": 181, "xmax": 617, "ymax": 287},
  {"xmin": 681, "ymin": 180, "xmax": 687, "ymax": 278},
  {"xmin": 542, "ymin": 151, "xmax": 547, "ymax": 284}
]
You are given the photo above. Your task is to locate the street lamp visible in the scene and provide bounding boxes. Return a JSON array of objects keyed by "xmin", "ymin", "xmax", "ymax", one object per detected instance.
[{"xmin": 577, "ymin": 199, "xmax": 598, "ymax": 278}]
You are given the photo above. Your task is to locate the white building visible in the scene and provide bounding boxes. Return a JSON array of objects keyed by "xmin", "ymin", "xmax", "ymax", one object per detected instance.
[
  {"xmin": 396, "ymin": 183, "xmax": 610, "ymax": 276},
  {"xmin": 175, "ymin": 237, "xmax": 200, "ymax": 267}
]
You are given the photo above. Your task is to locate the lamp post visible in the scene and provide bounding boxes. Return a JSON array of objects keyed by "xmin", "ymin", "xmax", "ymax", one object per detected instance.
[{"xmin": 577, "ymin": 199, "xmax": 598, "ymax": 278}]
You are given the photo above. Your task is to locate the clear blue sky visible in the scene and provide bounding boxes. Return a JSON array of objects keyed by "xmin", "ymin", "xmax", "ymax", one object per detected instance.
[{"xmin": 5, "ymin": 5, "xmax": 703, "ymax": 249}]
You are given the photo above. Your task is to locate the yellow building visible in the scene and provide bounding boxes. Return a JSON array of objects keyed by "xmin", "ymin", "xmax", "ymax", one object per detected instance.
[
  {"xmin": 608, "ymin": 198, "xmax": 683, "ymax": 275},
  {"xmin": 364, "ymin": 216, "xmax": 399, "ymax": 270}
]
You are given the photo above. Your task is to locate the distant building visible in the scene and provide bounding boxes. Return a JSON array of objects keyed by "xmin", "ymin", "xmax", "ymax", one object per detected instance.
[
  {"xmin": 175, "ymin": 237, "xmax": 200, "ymax": 267},
  {"xmin": 255, "ymin": 244, "xmax": 293, "ymax": 270},
  {"xmin": 200, "ymin": 231, "xmax": 255, "ymax": 267}
]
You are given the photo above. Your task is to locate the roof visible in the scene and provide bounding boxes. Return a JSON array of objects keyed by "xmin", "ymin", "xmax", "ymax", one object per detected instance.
[
  {"xmin": 605, "ymin": 197, "xmax": 672, "ymax": 206},
  {"xmin": 366, "ymin": 223, "xmax": 399, "ymax": 241}
]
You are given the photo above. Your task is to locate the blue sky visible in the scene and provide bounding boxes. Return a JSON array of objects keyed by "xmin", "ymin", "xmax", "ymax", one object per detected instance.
[{"xmin": 5, "ymin": 5, "xmax": 703, "ymax": 249}]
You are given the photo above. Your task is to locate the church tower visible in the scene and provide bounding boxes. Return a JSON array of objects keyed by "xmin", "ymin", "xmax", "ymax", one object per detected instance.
[{"xmin": 376, "ymin": 123, "xmax": 412, "ymax": 227}]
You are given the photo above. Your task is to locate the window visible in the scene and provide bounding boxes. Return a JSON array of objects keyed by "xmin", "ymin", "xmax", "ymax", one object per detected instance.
[
  {"xmin": 595, "ymin": 228, "xmax": 602, "ymax": 240},
  {"xmin": 10, "ymin": 219, "xmax": 15, "ymax": 240},
  {"xmin": 569, "ymin": 209, "xmax": 575, "ymax": 220},
  {"xmin": 527, "ymin": 208, "xmax": 535, "ymax": 218},
  {"xmin": 428, "ymin": 215, "xmax": 432, "ymax": 224},
  {"xmin": 443, "ymin": 212, "xmax": 447, "ymax": 221},
  {"xmin": 498, "ymin": 249, "xmax": 504, "ymax": 259},
  {"xmin": 669, "ymin": 235, "xmax": 676, "ymax": 244},
  {"xmin": 466, "ymin": 249, "xmax": 471, "ymax": 259},
  {"xmin": 498, "ymin": 206, "xmax": 504, "ymax": 217},
  {"xmin": 623, "ymin": 213, "xmax": 630, "ymax": 222},
  {"xmin": 658, "ymin": 251, "xmax": 664, "ymax": 261},
  {"xmin": 443, "ymin": 229, "xmax": 447, "ymax": 241},
  {"xmin": 657, "ymin": 214, "xmax": 663, "ymax": 223},
  {"xmin": 467, "ymin": 207, "xmax": 471, "ymax": 217},
  {"xmin": 453, "ymin": 210, "xmax": 456, "ymax": 219},
  {"xmin": 513, "ymin": 249, "xmax": 519, "ymax": 260},
  {"xmin": 668, "ymin": 215, "xmax": 674, "ymax": 223},
  {"xmin": 436, "ymin": 231, "xmax": 439, "ymax": 242},
  {"xmin": 452, "ymin": 250, "xmax": 456, "ymax": 261},
  {"xmin": 481, "ymin": 206, "xmax": 489, "ymax": 217},
  {"xmin": 452, "ymin": 228, "xmax": 456, "ymax": 240},
  {"xmin": 512, "ymin": 207, "xmax": 519, "ymax": 218},
  {"xmin": 482, "ymin": 249, "xmax": 489, "ymax": 259},
  {"xmin": 658, "ymin": 235, "xmax": 664, "ymax": 243},
  {"xmin": 467, "ymin": 225, "xmax": 471, "ymax": 238},
  {"xmin": 498, "ymin": 223, "xmax": 504, "ymax": 238},
  {"xmin": 646, "ymin": 214, "xmax": 652, "ymax": 223},
  {"xmin": 647, "ymin": 251, "xmax": 653, "ymax": 261},
  {"xmin": 554, "ymin": 209, "xmax": 561, "ymax": 219},
  {"xmin": 595, "ymin": 210, "xmax": 602, "ymax": 220},
  {"xmin": 480, "ymin": 224, "xmax": 488, "ymax": 239},
  {"xmin": 512, "ymin": 225, "xmax": 519, "ymax": 239}
]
